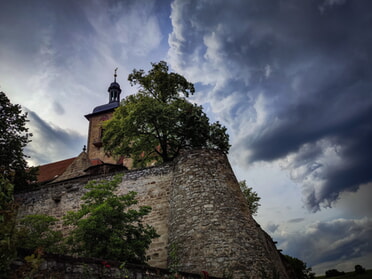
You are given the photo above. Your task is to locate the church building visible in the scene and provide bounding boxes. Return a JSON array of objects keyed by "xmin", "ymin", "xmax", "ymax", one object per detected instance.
[
  {"xmin": 36, "ymin": 70, "xmax": 127, "ymax": 184},
  {"xmin": 20, "ymin": 71, "xmax": 294, "ymax": 278}
]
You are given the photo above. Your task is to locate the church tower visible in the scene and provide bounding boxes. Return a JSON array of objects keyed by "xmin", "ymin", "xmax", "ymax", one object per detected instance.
[{"xmin": 85, "ymin": 69, "xmax": 122, "ymax": 165}]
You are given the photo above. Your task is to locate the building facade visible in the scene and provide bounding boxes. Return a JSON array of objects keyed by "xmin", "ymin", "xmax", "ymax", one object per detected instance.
[{"xmin": 19, "ymin": 75, "xmax": 293, "ymax": 278}]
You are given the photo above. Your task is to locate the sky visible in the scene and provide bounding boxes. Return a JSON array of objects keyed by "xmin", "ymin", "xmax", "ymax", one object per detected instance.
[{"xmin": 1, "ymin": 0, "xmax": 371, "ymax": 275}]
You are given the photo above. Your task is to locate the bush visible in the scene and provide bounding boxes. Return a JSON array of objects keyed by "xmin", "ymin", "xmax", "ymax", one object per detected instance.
[
  {"xmin": 0, "ymin": 178, "xmax": 17, "ymax": 278},
  {"xmin": 63, "ymin": 175, "xmax": 158, "ymax": 263},
  {"xmin": 284, "ymin": 255, "xmax": 314, "ymax": 279},
  {"xmin": 16, "ymin": 214, "xmax": 64, "ymax": 253},
  {"xmin": 355, "ymin": 265, "xmax": 366, "ymax": 274}
]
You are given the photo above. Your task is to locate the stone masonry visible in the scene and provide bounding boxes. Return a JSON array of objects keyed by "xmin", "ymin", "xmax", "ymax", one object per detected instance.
[
  {"xmin": 86, "ymin": 111, "xmax": 118, "ymax": 165},
  {"xmin": 16, "ymin": 149, "xmax": 291, "ymax": 279},
  {"xmin": 169, "ymin": 149, "xmax": 289, "ymax": 278}
]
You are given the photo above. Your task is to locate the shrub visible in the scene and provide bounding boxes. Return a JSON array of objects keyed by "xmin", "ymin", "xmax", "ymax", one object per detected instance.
[
  {"xmin": 63, "ymin": 175, "xmax": 158, "ymax": 263},
  {"xmin": 16, "ymin": 214, "xmax": 64, "ymax": 253},
  {"xmin": 355, "ymin": 264, "xmax": 366, "ymax": 274}
]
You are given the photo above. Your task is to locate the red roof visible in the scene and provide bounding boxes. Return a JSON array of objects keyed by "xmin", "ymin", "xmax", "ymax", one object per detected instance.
[
  {"xmin": 37, "ymin": 157, "xmax": 76, "ymax": 184},
  {"xmin": 90, "ymin": 158, "xmax": 104, "ymax": 166},
  {"xmin": 37, "ymin": 156, "xmax": 125, "ymax": 184}
]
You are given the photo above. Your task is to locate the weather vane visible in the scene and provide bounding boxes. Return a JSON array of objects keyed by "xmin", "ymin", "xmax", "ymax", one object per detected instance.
[{"xmin": 114, "ymin": 67, "xmax": 118, "ymax": 82}]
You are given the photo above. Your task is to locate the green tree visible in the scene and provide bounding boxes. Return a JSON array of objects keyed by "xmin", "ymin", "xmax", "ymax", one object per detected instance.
[
  {"xmin": 63, "ymin": 175, "xmax": 158, "ymax": 264},
  {"xmin": 103, "ymin": 61, "xmax": 230, "ymax": 167},
  {"xmin": 284, "ymin": 255, "xmax": 315, "ymax": 279},
  {"xmin": 0, "ymin": 177, "xmax": 17, "ymax": 278},
  {"xmin": 0, "ymin": 91, "xmax": 37, "ymax": 191},
  {"xmin": 0, "ymin": 92, "xmax": 37, "ymax": 277},
  {"xmin": 355, "ymin": 264, "xmax": 366, "ymax": 274},
  {"xmin": 16, "ymin": 214, "xmax": 64, "ymax": 254},
  {"xmin": 239, "ymin": 180, "xmax": 261, "ymax": 215}
]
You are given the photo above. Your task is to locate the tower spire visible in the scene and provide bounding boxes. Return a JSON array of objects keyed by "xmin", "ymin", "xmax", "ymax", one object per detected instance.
[
  {"xmin": 114, "ymin": 67, "xmax": 118, "ymax": 82},
  {"xmin": 107, "ymin": 67, "xmax": 121, "ymax": 103}
]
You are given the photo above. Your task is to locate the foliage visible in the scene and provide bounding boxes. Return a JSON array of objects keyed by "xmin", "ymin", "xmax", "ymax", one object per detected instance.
[
  {"xmin": 103, "ymin": 61, "xmax": 230, "ymax": 167},
  {"xmin": 284, "ymin": 255, "xmax": 315, "ymax": 279},
  {"xmin": 0, "ymin": 92, "xmax": 39, "ymax": 277},
  {"xmin": 354, "ymin": 265, "xmax": 365, "ymax": 274},
  {"xmin": 0, "ymin": 91, "xmax": 38, "ymax": 191},
  {"xmin": 16, "ymin": 214, "xmax": 64, "ymax": 253},
  {"xmin": 63, "ymin": 175, "xmax": 158, "ymax": 264},
  {"xmin": 0, "ymin": 177, "xmax": 18, "ymax": 278},
  {"xmin": 23, "ymin": 248, "xmax": 45, "ymax": 279},
  {"xmin": 168, "ymin": 243, "xmax": 180, "ymax": 277},
  {"xmin": 239, "ymin": 180, "xmax": 261, "ymax": 215}
]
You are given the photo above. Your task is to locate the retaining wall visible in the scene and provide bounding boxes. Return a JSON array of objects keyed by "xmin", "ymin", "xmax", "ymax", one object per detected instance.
[{"xmin": 16, "ymin": 149, "xmax": 291, "ymax": 278}]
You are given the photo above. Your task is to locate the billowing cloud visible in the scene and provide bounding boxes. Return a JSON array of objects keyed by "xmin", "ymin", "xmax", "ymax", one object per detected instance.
[
  {"xmin": 0, "ymin": 0, "xmax": 168, "ymax": 133},
  {"xmin": 168, "ymin": 0, "xmax": 372, "ymax": 211},
  {"xmin": 25, "ymin": 110, "xmax": 86, "ymax": 166},
  {"xmin": 276, "ymin": 217, "xmax": 372, "ymax": 272},
  {"xmin": 1, "ymin": 0, "xmax": 371, "ymax": 273}
]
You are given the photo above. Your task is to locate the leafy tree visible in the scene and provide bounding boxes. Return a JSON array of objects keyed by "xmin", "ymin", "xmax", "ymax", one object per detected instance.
[
  {"xmin": 284, "ymin": 255, "xmax": 315, "ymax": 279},
  {"xmin": 0, "ymin": 177, "xmax": 17, "ymax": 278},
  {"xmin": 103, "ymin": 61, "xmax": 230, "ymax": 167},
  {"xmin": 63, "ymin": 175, "xmax": 158, "ymax": 264},
  {"xmin": 239, "ymin": 180, "xmax": 261, "ymax": 215},
  {"xmin": 16, "ymin": 214, "xmax": 64, "ymax": 254},
  {"xmin": 0, "ymin": 92, "xmax": 37, "ymax": 277},
  {"xmin": 0, "ymin": 91, "xmax": 37, "ymax": 191},
  {"xmin": 355, "ymin": 264, "xmax": 366, "ymax": 274}
]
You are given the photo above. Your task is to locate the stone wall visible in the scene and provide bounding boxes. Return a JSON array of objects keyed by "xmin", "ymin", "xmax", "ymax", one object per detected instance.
[
  {"xmin": 169, "ymin": 150, "xmax": 289, "ymax": 279},
  {"xmin": 16, "ymin": 165, "xmax": 173, "ymax": 269},
  {"xmin": 16, "ymin": 149, "xmax": 291, "ymax": 279},
  {"xmin": 115, "ymin": 165, "xmax": 173, "ymax": 268},
  {"xmin": 11, "ymin": 250, "xmax": 221, "ymax": 279}
]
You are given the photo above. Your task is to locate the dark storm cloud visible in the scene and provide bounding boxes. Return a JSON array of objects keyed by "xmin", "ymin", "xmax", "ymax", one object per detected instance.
[
  {"xmin": 25, "ymin": 110, "xmax": 85, "ymax": 165},
  {"xmin": 278, "ymin": 217, "xmax": 372, "ymax": 267},
  {"xmin": 0, "ymin": 0, "xmax": 93, "ymax": 66},
  {"xmin": 288, "ymin": 218, "xmax": 305, "ymax": 224},
  {"xmin": 169, "ymin": 0, "xmax": 372, "ymax": 211},
  {"xmin": 1, "ymin": 0, "xmax": 168, "ymax": 167}
]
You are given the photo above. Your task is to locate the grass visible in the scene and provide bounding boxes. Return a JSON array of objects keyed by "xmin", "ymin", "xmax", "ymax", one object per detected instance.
[{"xmin": 316, "ymin": 269, "xmax": 372, "ymax": 279}]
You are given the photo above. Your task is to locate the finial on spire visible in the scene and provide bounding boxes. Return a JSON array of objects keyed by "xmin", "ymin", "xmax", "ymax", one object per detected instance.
[
  {"xmin": 114, "ymin": 67, "xmax": 118, "ymax": 82},
  {"xmin": 108, "ymin": 68, "xmax": 121, "ymax": 103}
]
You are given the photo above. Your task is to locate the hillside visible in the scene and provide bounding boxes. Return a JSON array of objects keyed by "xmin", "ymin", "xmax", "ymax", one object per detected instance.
[{"xmin": 316, "ymin": 269, "xmax": 372, "ymax": 279}]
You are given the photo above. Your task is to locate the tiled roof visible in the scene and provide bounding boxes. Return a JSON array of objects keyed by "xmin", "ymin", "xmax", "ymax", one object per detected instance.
[
  {"xmin": 53, "ymin": 152, "xmax": 92, "ymax": 182},
  {"xmin": 37, "ymin": 155, "xmax": 125, "ymax": 184},
  {"xmin": 90, "ymin": 158, "xmax": 104, "ymax": 166},
  {"xmin": 37, "ymin": 157, "xmax": 76, "ymax": 184},
  {"xmin": 84, "ymin": 102, "xmax": 119, "ymax": 120}
]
